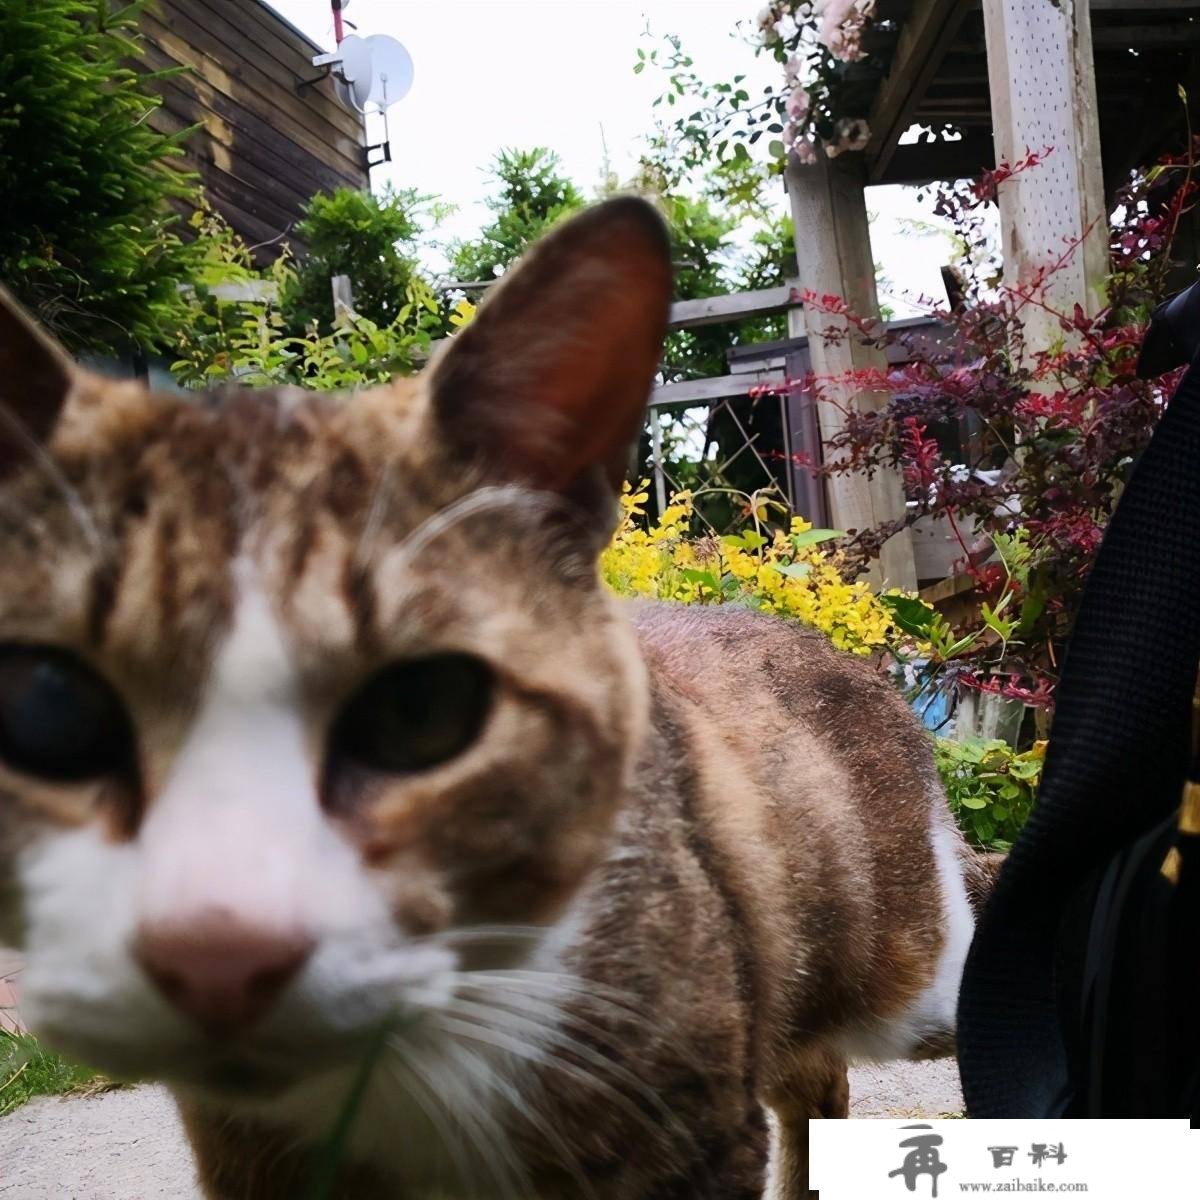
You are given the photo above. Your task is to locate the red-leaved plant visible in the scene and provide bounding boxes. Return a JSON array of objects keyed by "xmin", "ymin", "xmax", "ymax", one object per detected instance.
[{"xmin": 771, "ymin": 141, "xmax": 1198, "ymax": 720}]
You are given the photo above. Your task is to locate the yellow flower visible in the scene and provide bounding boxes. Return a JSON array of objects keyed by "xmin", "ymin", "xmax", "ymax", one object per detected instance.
[{"xmin": 600, "ymin": 483, "xmax": 899, "ymax": 654}]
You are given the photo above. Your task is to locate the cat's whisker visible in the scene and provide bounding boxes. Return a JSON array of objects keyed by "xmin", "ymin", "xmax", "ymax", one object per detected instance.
[
  {"xmin": 433, "ymin": 1000, "xmax": 693, "ymax": 1164},
  {"xmin": 459, "ymin": 977, "xmax": 654, "ymax": 1056},
  {"xmin": 444, "ymin": 990, "xmax": 686, "ymax": 1119},
  {"xmin": 421, "ymin": 923, "xmax": 548, "ymax": 949},
  {"xmin": 369, "ymin": 483, "xmax": 581, "ymax": 574},
  {"xmin": 386, "ymin": 1040, "xmax": 527, "ymax": 1199},
  {"xmin": 432, "ymin": 1009, "xmax": 691, "ymax": 1171},
  {"xmin": 351, "ymin": 460, "xmax": 397, "ymax": 571},
  {"xmin": 461, "ymin": 967, "xmax": 662, "ymax": 1027},
  {"xmin": 381, "ymin": 1050, "xmax": 488, "ymax": 1198},
  {"xmin": 455, "ymin": 968, "xmax": 711, "ymax": 1074},
  {"xmin": 443, "ymin": 1035, "xmax": 600, "ymax": 1200},
  {"xmin": 475, "ymin": 981, "xmax": 732, "ymax": 1121},
  {"xmin": 465, "ymin": 979, "xmax": 704, "ymax": 1074},
  {"xmin": 434, "ymin": 1038, "xmax": 544, "ymax": 1200},
  {"xmin": 0, "ymin": 404, "xmax": 107, "ymax": 561}
]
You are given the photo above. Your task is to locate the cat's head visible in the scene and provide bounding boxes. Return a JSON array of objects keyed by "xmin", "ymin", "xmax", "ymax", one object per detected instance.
[{"xmin": 0, "ymin": 198, "xmax": 671, "ymax": 1098}]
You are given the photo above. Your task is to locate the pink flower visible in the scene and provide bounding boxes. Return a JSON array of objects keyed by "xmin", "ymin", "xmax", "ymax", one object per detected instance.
[
  {"xmin": 824, "ymin": 116, "xmax": 871, "ymax": 158},
  {"xmin": 838, "ymin": 116, "xmax": 871, "ymax": 150},
  {"xmin": 817, "ymin": 0, "xmax": 875, "ymax": 62},
  {"xmin": 785, "ymin": 85, "xmax": 811, "ymax": 120},
  {"xmin": 785, "ymin": 53, "xmax": 802, "ymax": 83},
  {"xmin": 824, "ymin": 25, "xmax": 862, "ymax": 60},
  {"xmin": 792, "ymin": 138, "xmax": 818, "ymax": 165},
  {"xmin": 782, "ymin": 122, "xmax": 797, "ymax": 147},
  {"xmin": 757, "ymin": 4, "xmax": 781, "ymax": 43}
]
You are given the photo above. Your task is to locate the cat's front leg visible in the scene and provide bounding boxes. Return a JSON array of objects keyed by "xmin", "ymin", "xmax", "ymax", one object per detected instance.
[{"xmin": 763, "ymin": 1046, "xmax": 850, "ymax": 1200}]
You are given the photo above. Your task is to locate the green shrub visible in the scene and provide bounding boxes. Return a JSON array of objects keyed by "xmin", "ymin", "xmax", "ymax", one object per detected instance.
[
  {"xmin": 280, "ymin": 187, "xmax": 447, "ymax": 335},
  {"xmin": 447, "ymin": 147, "xmax": 585, "ymax": 285},
  {"xmin": 934, "ymin": 737, "xmax": 1044, "ymax": 851},
  {"xmin": 0, "ymin": 0, "xmax": 199, "ymax": 353},
  {"xmin": 171, "ymin": 209, "xmax": 445, "ymax": 390}
]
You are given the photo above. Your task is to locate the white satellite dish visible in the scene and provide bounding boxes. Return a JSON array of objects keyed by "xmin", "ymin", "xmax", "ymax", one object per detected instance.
[
  {"xmin": 362, "ymin": 35, "xmax": 414, "ymax": 110},
  {"xmin": 313, "ymin": 33, "xmax": 414, "ymax": 115}
]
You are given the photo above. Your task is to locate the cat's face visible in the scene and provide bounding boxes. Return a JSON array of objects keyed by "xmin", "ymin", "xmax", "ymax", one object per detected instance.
[{"xmin": 0, "ymin": 199, "xmax": 671, "ymax": 1101}]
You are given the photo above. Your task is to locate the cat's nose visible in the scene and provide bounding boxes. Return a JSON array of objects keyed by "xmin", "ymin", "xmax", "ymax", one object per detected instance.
[{"xmin": 134, "ymin": 911, "xmax": 314, "ymax": 1032}]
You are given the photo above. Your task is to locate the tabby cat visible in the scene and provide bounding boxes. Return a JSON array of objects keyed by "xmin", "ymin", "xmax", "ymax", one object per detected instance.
[{"xmin": 0, "ymin": 198, "xmax": 987, "ymax": 1198}]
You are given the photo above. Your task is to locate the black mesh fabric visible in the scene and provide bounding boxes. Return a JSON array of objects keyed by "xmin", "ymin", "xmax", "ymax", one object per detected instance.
[{"xmin": 957, "ymin": 354, "xmax": 1200, "ymax": 1116}]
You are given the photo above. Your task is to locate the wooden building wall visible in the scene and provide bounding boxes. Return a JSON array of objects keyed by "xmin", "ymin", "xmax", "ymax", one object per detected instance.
[{"xmin": 136, "ymin": 0, "xmax": 368, "ymax": 257}]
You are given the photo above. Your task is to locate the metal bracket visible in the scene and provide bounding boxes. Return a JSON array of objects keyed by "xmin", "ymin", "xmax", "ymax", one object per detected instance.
[
  {"xmin": 295, "ymin": 64, "xmax": 332, "ymax": 94},
  {"xmin": 364, "ymin": 141, "xmax": 392, "ymax": 169}
]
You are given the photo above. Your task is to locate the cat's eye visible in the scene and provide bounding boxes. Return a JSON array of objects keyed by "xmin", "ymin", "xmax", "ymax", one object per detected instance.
[
  {"xmin": 329, "ymin": 654, "xmax": 495, "ymax": 777},
  {"xmin": 0, "ymin": 646, "xmax": 135, "ymax": 782}
]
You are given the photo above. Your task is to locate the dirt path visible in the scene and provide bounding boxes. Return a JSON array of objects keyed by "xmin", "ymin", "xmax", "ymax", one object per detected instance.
[{"xmin": 0, "ymin": 1060, "xmax": 962, "ymax": 1197}]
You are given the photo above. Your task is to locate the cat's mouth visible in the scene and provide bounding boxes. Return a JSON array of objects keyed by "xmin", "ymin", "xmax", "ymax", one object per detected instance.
[{"xmin": 185, "ymin": 1054, "xmax": 302, "ymax": 1100}]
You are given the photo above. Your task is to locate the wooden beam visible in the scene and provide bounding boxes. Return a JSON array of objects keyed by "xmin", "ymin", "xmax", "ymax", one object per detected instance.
[
  {"xmin": 983, "ymin": 0, "xmax": 1108, "ymax": 350},
  {"xmin": 649, "ymin": 370, "xmax": 784, "ymax": 410},
  {"xmin": 878, "ymin": 129, "xmax": 996, "ymax": 185},
  {"xmin": 206, "ymin": 280, "xmax": 279, "ymax": 302},
  {"xmin": 1093, "ymin": 23, "xmax": 1200, "ymax": 45},
  {"xmin": 785, "ymin": 153, "xmax": 917, "ymax": 590},
  {"xmin": 1088, "ymin": 0, "xmax": 1200, "ymax": 8},
  {"xmin": 866, "ymin": 0, "xmax": 972, "ymax": 184},
  {"xmin": 667, "ymin": 281, "xmax": 801, "ymax": 331}
]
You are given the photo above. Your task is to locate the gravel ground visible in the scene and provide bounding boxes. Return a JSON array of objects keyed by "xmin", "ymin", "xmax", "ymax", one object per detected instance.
[{"xmin": 0, "ymin": 1060, "xmax": 963, "ymax": 1197}]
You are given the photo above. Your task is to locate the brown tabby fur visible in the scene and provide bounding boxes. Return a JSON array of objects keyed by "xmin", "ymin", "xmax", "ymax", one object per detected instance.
[{"xmin": 0, "ymin": 199, "xmax": 988, "ymax": 1198}]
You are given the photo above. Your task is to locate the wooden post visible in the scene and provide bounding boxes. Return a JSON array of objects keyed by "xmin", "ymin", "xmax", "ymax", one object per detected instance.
[
  {"xmin": 983, "ymin": 0, "xmax": 1108, "ymax": 352},
  {"xmin": 785, "ymin": 152, "xmax": 917, "ymax": 590},
  {"xmin": 331, "ymin": 274, "xmax": 356, "ymax": 326}
]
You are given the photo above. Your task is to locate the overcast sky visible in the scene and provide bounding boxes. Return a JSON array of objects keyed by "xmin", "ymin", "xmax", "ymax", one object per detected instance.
[{"xmin": 273, "ymin": 0, "xmax": 963, "ymax": 313}]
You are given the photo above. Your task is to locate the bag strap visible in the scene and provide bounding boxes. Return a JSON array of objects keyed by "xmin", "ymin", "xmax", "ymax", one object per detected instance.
[{"xmin": 957, "ymin": 354, "xmax": 1200, "ymax": 1116}]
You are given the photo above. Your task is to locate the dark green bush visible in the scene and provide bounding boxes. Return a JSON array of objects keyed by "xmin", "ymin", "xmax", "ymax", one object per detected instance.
[
  {"xmin": 0, "ymin": 0, "xmax": 199, "ymax": 353},
  {"xmin": 447, "ymin": 147, "xmax": 585, "ymax": 284},
  {"xmin": 280, "ymin": 186, "xmax": 442, "ymax": 334}
]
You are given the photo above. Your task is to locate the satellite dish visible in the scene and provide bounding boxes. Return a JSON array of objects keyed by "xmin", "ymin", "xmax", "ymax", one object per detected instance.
[
  {"xmin": 316, "ymin": 33, "xmax": 414, "ymax": 114},
  {"xmin": 329, "ymin": 35, "xmax": 374, "ymax": 111},
  {"xmin": 362, "ymin": 35, "xmax": 414, "ymax": 110}
]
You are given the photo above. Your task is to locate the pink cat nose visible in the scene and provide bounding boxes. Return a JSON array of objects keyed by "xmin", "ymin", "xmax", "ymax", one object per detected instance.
[{"xmin": 134, "ymin": 912, "xmax": 314, "ymax": 1032}]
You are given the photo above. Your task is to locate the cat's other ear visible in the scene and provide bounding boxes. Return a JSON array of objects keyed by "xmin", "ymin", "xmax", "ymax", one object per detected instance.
[
  {"xmin": 426, "ymin": 197, "xmax": 672, "ymax": 513},
  {"xmin": 0, "ymin": 285, "xmax": 76, "ymax": 474}
]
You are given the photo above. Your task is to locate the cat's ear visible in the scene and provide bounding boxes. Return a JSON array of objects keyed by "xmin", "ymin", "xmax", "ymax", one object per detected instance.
[
  {"xmin": 426, "ymin": 197, "xmax": 672, "ymax": 510},
  {"xmin": 0, "ymin": 285, "xmax": 76, "ymax": 473}
]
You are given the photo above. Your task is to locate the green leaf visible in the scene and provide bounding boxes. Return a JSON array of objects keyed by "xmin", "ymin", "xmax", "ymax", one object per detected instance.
[
  {"xmin": 959, "ymin": 796, "xmax": 988, "ymax": 810},
  {"xmin": 878, "ymin": 593, "xmax": 940, "ymax": 638},
  {"xmin": 791, "ymin": 528, "xmax": 842, "ymax": 549},
  {"xmin": 680, "ymin": 568, "xmax": 719, "ymax": 590},
  {"xmin": 773, "ymin": 562, "xmax": 812, "ymax": 580},
  {"xmin": 1007, "ymin": 759, "xmax": 1042, "ymax": 782},
  {"xmin": 722, "ymin": 531, "xmax": 767, "ymax": 551}
]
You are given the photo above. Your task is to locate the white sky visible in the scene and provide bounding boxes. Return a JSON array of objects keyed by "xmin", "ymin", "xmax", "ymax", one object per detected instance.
[{"xmin": 274, "ymin": 0, "xmax": 961, "ymax": 314}]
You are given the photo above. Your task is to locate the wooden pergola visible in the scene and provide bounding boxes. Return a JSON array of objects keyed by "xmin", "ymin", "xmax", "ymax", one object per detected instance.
[{"xmin": 784, "ymin": 0, "xmax": 1200, "ymax": 590}]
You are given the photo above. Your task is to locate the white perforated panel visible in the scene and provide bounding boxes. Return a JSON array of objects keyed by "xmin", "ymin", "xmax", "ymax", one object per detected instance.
[{"xmin": 983, "ymin": 0, "xmax": 1106, "ymax": 347}]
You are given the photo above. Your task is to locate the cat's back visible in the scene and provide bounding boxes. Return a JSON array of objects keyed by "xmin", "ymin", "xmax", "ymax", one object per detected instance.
[
  {"xmin": 619, "ymin": 598, "xmax": 977, "ymax": 1063},
  {"xmin": 625, "ymin": 598, "xmax": 926, "ymax": 780}
]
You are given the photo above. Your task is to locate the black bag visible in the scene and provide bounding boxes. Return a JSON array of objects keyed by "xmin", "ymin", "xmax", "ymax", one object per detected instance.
[{"xmin": 956, "ymin": 341, "xmax": 1200, "ymax": 1118}]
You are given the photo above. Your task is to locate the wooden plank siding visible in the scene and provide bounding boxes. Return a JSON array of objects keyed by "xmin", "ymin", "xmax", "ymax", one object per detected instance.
[{"xmin": 136, "ymin": 0, "xmax": 368, "ymax": 258}]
